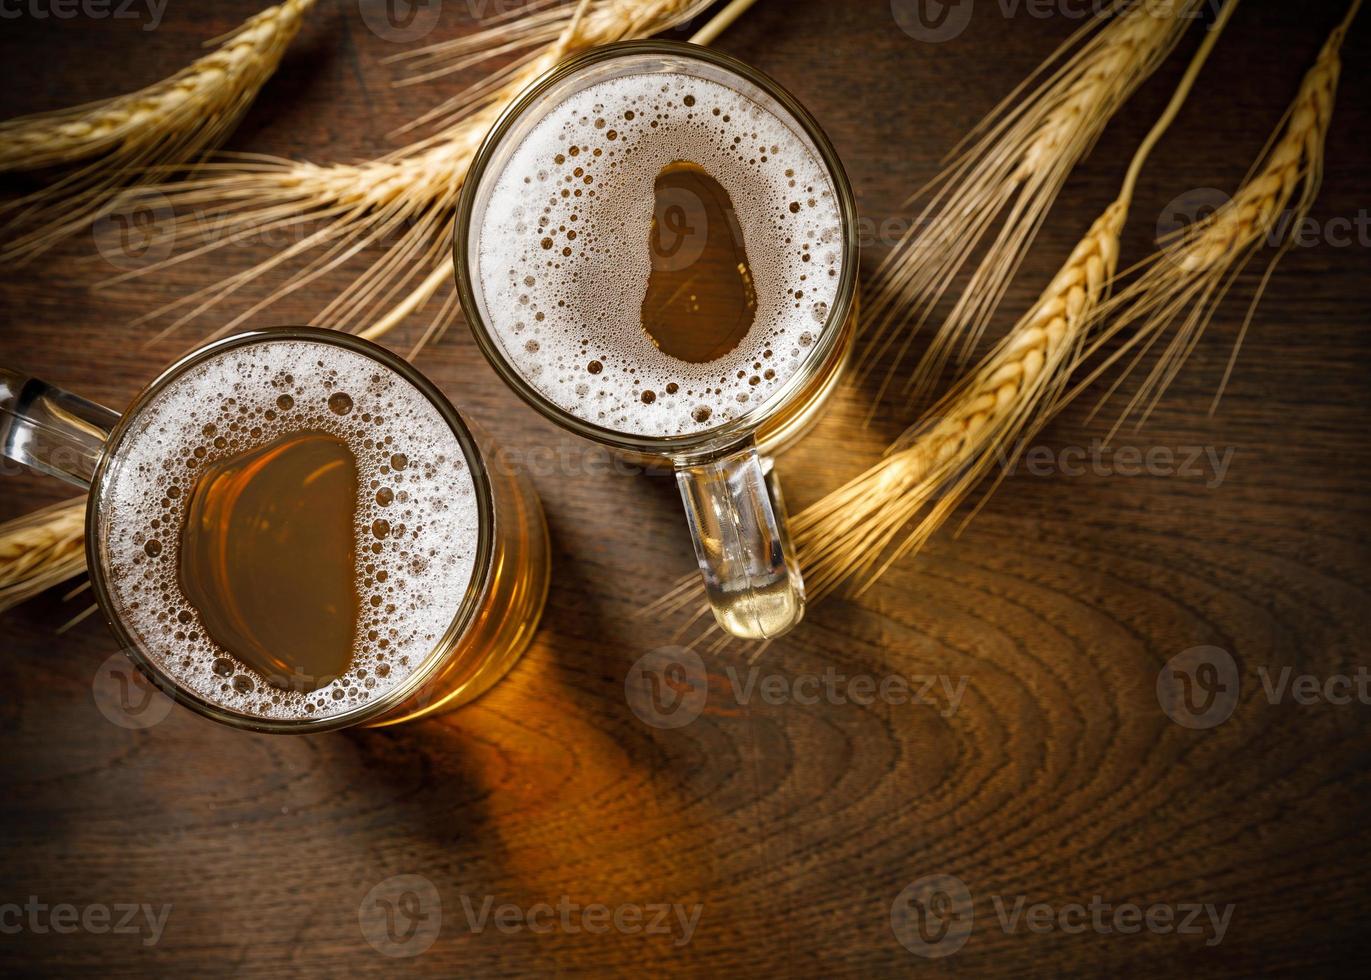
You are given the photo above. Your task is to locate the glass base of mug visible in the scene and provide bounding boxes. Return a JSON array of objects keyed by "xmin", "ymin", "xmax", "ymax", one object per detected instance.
[{"xmin": 709, "ymin": 567, "xmax": 806, "ymax": 639}]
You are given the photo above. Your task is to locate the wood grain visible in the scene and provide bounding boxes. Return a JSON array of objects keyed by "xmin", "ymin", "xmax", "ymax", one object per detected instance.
[{"xmin": 2, "ymin": 1, "xmax": 1370, "ymax": 976}]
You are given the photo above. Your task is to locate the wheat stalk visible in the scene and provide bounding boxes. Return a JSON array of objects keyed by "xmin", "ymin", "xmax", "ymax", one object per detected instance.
[
  {"xmin": 388, "ymin": 0, "xmax": 714, "ymax": 135},
  {"xmin": 0, "ymin": 0, "xmax": 316, "ymax": 264},
  {"xmin": 104, "ymin": 0, "xmax": 718, "ymax": 355},
  {"xmin": 0, "ymin": 498, "xmax": 87, "ymax": 613},
  {"xmin": 1072, "ymin": 0, "xmax": 1359, "ymax": 434},
  {"xmin": 858, "ymin": 0, "xmax": 1201, "ymax": 411},
  {"xmin": 651, "ymin": 0, "xmax": 1239, "ymax": 646}
]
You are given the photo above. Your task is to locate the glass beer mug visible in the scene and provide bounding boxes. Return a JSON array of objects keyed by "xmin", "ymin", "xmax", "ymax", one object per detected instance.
[
  {"xmin": 0, "ymin": 328, "xmax": 549, "ymax": 733},
  {"xmin": 454, "ymin": 40, "xmax": 859, "ymax": 640}
]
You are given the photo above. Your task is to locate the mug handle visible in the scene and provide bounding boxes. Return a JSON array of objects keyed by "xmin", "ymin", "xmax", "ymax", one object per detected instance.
[
  {"xmin": 675, "ymin": 437, "xmax": 804, "ymax": 640},
  {"xmin": 0, "ymin": 369, "xmax": 118, "ymax": 489}
]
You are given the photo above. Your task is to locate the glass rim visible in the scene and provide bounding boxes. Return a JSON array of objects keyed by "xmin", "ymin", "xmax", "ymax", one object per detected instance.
[
  {"xmin": 453, "ymin": 39, "xmax": 860, "ymax": 459},
  {"xmin": 84, "ymin": 327, "xmax": 497, "ymax": 735}
]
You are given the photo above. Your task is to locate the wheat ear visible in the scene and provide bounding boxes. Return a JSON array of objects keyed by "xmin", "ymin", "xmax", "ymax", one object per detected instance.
[
  {"xmin": 1072, "ymin": 0, "xmax": 1359, "ymax": 434},
  {"xmin": 651, "ymin": 0, "xmax": 1238, "ymax": 640},
  {"xmin": 104, "ymin": 0, "xmax": 717, "ymax": 354},
  {"xmin": 800, "ymin": 208, "xmax": 1124, "ymax": 598},
  {"xmin": 0, "ymin": 498, "xmax": 87, "ymax": 614},
  {"xmin": 858, "ymin": 0, "xmax": 1200, "ymax": 410},
  {"xmin": 0, "ymin": 0, "xmax": 316, "ymax": 264}
]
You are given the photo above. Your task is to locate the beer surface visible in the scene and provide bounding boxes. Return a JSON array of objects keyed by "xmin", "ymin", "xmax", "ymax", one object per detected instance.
[
  {"xmin": 641, "ymin": 160, "xmax": 757, "ymax": 364},
  {"xmin": 178, "ymin": 431, "xmax": 361, "ymax": 694},
  {"xmin": 476, "ymin": 69, "xmax": 843, "ymax": 437},
  {"xmin": 95, "ymin": 340, "xmax": 481, "ymax": 722}
]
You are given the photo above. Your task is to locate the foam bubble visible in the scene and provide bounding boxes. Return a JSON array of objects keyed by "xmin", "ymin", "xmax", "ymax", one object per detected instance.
[
  {"xmin": 476, "ymin": 70, "xmax": 843, "ymax": 437},
  {"xmin": 95, "ymin": 340, "xmax": 481, "ymax": 723}
]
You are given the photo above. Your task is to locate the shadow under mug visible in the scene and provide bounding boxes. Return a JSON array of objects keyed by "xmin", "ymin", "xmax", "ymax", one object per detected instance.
[
  {"xmin": 454, "ymin": 40, "xmax": 860, "ymax": 641},
  {"xmin": 0, "ymin": 328, "xmax": 549, "ymax": 734}
]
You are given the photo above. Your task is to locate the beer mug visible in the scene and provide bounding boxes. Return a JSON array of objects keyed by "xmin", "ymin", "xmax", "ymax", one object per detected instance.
[
  {"xmin": 454, "ymin": 40, "xmax": 858, "ymax": 640},
  {"xmin": 0, "ymin": 328, "xmax": 549, "ymax": 733}
]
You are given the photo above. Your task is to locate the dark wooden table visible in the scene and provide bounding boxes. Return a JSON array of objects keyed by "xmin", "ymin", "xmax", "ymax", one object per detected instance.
[{"xmin": 3, "ymin": 1, "xmax": 1369, "ymax": 975}]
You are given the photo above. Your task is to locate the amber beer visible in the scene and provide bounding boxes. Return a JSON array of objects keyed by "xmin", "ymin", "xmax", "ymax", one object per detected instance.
[
  {"xmin": 456, "ymin": 41, "xmax": 859, "ymax": 639},
  {"xmin": 1, "ymin": 328, "xmax": 548, "ymax": 733},
  {"xmin": 638, "ymin": 158, "xmax": 858, "ymax": 462}
]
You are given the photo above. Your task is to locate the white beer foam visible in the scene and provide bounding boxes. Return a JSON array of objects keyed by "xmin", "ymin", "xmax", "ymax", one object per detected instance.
[
  {"xmin": 95, "ymin": 339, "xmax": 481, "ymax": 723},
  {"xmin": 477, "ymin": 70, "xmax": 843, "ymax": 437}
]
